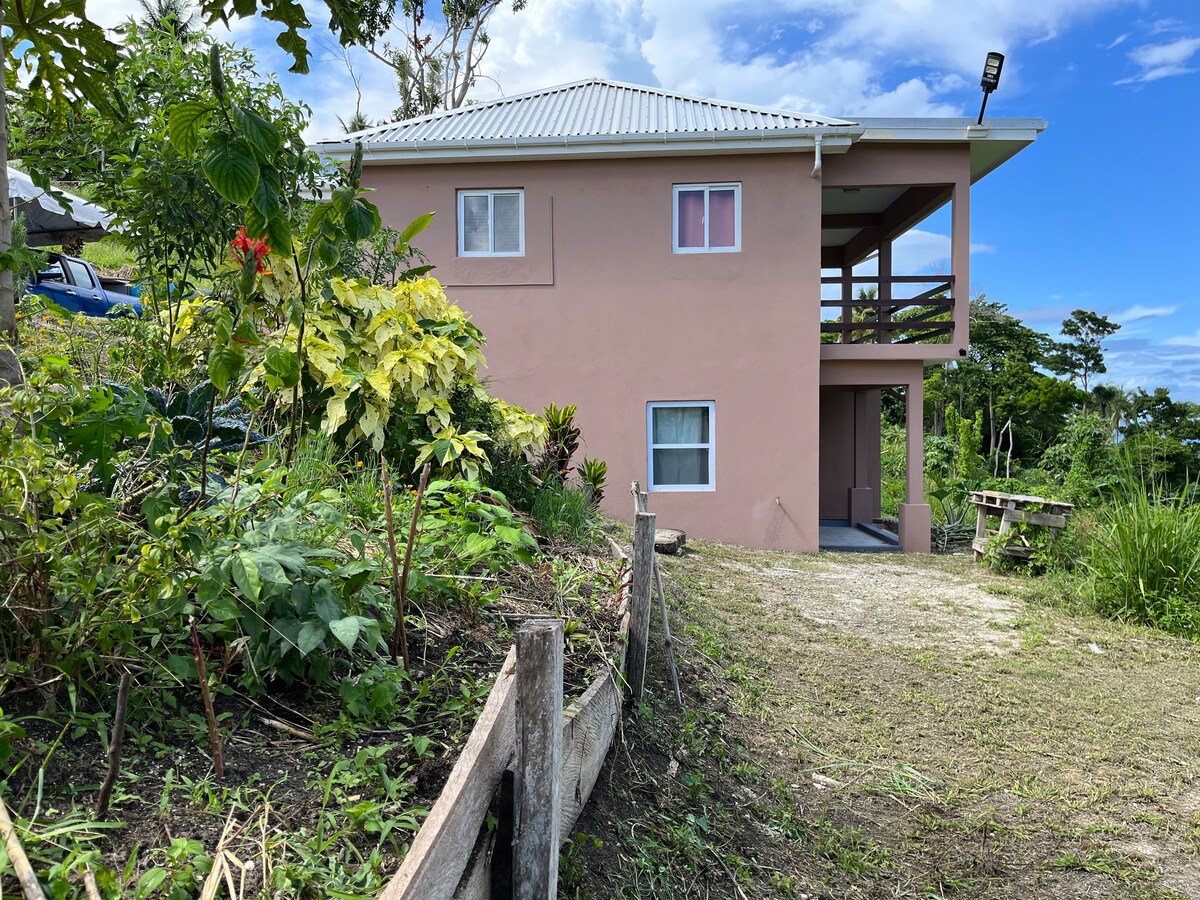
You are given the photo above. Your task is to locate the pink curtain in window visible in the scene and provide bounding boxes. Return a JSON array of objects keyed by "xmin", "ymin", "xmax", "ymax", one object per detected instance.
[
  {"xmin": 677, "ymin": 190, "xmax": 705, "ymax": 248},
  {"xmin": 708, "ymin": 189, "xmax": 736, "ymax": 248}
]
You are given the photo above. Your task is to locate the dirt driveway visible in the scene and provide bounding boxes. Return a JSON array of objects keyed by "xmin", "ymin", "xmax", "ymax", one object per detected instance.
[{"xmin": 574, "ymin": 542, "xmax": 1200, "ymax": 900}]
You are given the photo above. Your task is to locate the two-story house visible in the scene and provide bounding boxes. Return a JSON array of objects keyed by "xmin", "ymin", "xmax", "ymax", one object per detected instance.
[{"xmin": 317, "ymin": 79, "xmax": 1044, "ymax": 553}]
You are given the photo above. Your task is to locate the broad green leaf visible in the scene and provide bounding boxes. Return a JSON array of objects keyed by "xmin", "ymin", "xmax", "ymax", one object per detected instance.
[
  {"xmin": 207, "ymin": 594, "xmax": 241, "ymax": 622},
  {"xmin": 273, "ymin": 617, "xmax": 303, "ymax": 656},
  {"xmin": 234, "ymin": 319, "xmax": 262, "ymax": 346},
  {"xmin": 463, "ymin": 533, "xmax": 495, "ymax": 557},
  {"xmin": 297, "ymin": 620, "xmax": 326, "ymax": 657},
  {"xmin": 252, "ymin": 553, "xmax": 289, "ymax": 589},
  {"xmin": 231, "ymin": 550, "xmax": 261, "ymax": 603},
  {"xmin": 167, "ymin": 101, "xmax": 214, "ymax": 157},
  {"xmin": 313, "ymin": 592, "xmax": 341, "ymax": 624},
  {"xmin": 164, "ymin": 654, "xmax": 198, "ymax": 682},
  {"xmin": 329, "ymin": 616, "xmax": 362, "ymax": 651},
  {"xmin": 264, "ymin": 346, "xmax": 301, "ymax": 390},
  {"xmin": 251, "ymin": 164, "xmax": 283, "ymax": 219},
  {"xmin": 494, "ymin": 524, "xmax": 524, "ymax": 546},
  {"xmin": 9, "ymin": 0, "xmax": 121, "ymax": 116},
  {"xmin": 330, "ymin": 186, "xmax": 355, "ymax": 215},
  {"xmin": 315, "ymin": 238, "xmax": 340, "ymax": 268},
  {"xmin": 265, "ymin": 212, "xmax": 292, "ymax": 255},
  {"xmin": 233, "ymin": 104, "xmax": 281, "ymax": 157},
  {"xmin": 208, "ymin": 345, "xmax": 246, "ymax": 394},
  {"xmin": 202, "ymin": 132, "xmax": 259, "ymax": 204},
  {"xmin": 344, "ymin": 199, "xmax": 382, "ymax": 242},
  {"xmin": 398, "ymin": 212, "xmax": 435, "ymax": 245},
  {"xmin": 137, "ymin": 867, "xmax": 170, "ymax": 897}
]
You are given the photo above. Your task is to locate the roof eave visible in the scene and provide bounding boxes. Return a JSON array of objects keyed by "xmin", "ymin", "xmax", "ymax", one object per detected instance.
[
  {"xmin": 316, "ymin": 127, "xmax": 862, "ymax": 163},
  {"xmin": 852, "ymin": 117, "xmax": 1048, "ymax": 183}
]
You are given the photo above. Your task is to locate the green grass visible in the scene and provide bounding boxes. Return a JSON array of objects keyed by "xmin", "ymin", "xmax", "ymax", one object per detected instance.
[
  {"xmin": 79, "ymin": 237, "xmax": 137, "ymax": 273},
  {"xmin": 531, "ymin": 482, "xmax": 597, "ymax": 543},
  {"xmin": 569, "ymin": 541, "xmax": 1200, "ymax": 900},
  {"xmin": 1083, "ymin": 472, "xmax": 1200, "ymax": 638}
]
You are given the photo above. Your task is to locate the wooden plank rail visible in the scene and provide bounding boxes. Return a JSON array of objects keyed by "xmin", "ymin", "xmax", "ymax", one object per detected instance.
[
  {"xmin": 626, "ymin": 511, "xmax": 657, "ymax": 702},
  {"xmin": 381, "ymin": 517, "xmax": 646, "ymax": 900},
  {"xmin": 820, "ymin": 274, "xmax": 955, "ymax": 345},
  {"xmin": 514, "ymin": 621, "xmax": 564, "ymax": 898},
  {"xmin": 381, "ymin": 647, "xmax": 519, "ymax": 900}
]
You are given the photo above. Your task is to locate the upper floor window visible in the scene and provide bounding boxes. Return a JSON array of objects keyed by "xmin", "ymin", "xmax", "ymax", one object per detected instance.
[
  {"xmin": 458, "ymin": 189, "xmax": 524, "ymax": 257},
  {"xmin": 673, "ymin": 183, "xmax": 740, "ymax": 253}
]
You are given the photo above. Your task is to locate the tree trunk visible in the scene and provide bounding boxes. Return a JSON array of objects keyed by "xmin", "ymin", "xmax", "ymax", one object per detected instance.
[{"xmin": 0, "ymin": 1, "xmax": 20, "ymax": 391}]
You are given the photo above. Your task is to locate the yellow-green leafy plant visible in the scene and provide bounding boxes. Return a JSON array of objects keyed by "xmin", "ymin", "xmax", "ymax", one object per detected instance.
[{"xmin": 250, "ymin": 271, "xmax": 546, "ymax": 479}]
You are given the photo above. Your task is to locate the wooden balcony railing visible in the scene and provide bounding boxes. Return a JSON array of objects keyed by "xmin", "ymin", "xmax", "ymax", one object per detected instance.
[{"xmin": 820, "ymin": 275, "xmax": 955, "ymax": 345}]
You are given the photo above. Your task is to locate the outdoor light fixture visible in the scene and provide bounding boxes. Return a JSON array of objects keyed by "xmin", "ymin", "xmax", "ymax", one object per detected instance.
[{"xmin": 976, "ymin": 51, "xmax": 1005, "ymax": 125}]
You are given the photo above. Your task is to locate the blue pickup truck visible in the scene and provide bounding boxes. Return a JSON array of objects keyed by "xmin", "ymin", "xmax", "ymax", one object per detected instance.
[{"xmin": 28, "ymin": 253, "xmax": 143, "ymax": 317}]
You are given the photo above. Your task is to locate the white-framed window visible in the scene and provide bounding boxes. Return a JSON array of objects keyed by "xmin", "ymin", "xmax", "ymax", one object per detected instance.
[
  {"xmin": 457, "ymin": 189, "xmax": 524, "ymax": 257},
  {"xmin": 672, "ymin": 183, "xmax": 740, "ymax": 253},
  {"xmin": 647, "ymin": 401, "xmax": 715, "ymax": 491}
]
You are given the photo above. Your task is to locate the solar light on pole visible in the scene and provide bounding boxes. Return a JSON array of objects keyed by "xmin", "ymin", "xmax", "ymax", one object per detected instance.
[{"xmin": 976, "ymin": 51, "xmax": 1005, "ymax": 125}]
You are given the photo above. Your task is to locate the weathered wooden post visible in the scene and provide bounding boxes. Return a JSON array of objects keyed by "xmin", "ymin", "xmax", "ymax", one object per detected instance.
[
  {"xmin": 627, "ymin": 511, "xmax": 656, "ymax": 701},
  {"xmin": 514, "ymin": 620, "xmax": 564, "ymax": 899}
]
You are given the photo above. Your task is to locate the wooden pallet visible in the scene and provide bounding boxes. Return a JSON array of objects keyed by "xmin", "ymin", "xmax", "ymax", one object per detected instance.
[{"xmin": 970, "ymin": 490, "xmax": 1073, "ymax": 561}]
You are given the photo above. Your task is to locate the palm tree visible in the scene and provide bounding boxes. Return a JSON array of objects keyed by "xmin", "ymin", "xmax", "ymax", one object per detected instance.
[
  {"xmin": 339, "ymin": 111, "xmax": 373, "ymax": 134},
  {"xmin": 1090, "ymin": 383, "xmax": 1134, "ymax": 437},
  {"xmin": 137, "ymin": 0, "xmax": 202, "ymax": 43}
]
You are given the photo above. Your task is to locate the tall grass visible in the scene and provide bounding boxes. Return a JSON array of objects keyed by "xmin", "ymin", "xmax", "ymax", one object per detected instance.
[
  {"xmin": 1083, "ymin": 463, "xmax": 1200, "ymax": 639},
  {"xmin": 531, "ymin": 482, "xmax": 597, "ymax": 544}
]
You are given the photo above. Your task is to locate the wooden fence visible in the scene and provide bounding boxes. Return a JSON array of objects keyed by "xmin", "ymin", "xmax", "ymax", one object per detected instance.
[{"xmin": 380, "ymin": 494, "xmax": 667, "ymax": 899}]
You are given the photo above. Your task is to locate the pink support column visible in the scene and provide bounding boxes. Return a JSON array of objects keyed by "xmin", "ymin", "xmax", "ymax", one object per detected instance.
[
  {"xmin": 950, "ymin": 183, "xmax": 970, "ymax": 354},
  {"xmin": 878, "ymin": 239, "xmax": 892, "ymax": 344},
  {"xmin": 898, "ymin": 377, "xmax": 932, "ymax": 552}
]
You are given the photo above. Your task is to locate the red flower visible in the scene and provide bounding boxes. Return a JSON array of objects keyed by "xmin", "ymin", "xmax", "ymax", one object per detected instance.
[{"xmin": 231, "ymin": 227, "xmax": 271, "ymax": 273}]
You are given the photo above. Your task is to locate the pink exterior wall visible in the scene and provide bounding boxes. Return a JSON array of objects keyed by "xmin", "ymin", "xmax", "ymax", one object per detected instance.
[
  {"xmin": 364, "ymin": 155, "xmax": 823, "ymax": 551},
  {"xmin": 361, "ymin": 142, "xmax": 971, "ymax": 552}
]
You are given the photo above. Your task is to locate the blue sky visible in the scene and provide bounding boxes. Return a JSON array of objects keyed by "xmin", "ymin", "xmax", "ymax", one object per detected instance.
[{"xmin": 87, "ymin": 0, "xmax": 1200, "ymax": 398}]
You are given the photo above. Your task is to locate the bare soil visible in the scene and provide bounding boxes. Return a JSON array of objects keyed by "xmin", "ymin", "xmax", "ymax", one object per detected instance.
[{"xmin": 570, "ymin": 541, "xmax": 1200, "ymax": 899}]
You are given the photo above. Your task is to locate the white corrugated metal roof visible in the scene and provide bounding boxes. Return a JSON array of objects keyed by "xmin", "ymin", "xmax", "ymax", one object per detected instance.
[{"xmin": 322, "ymin": 79, "xmax": 856, "ymax": 146}]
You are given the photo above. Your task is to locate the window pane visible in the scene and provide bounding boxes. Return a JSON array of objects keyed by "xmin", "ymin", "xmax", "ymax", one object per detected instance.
[
  {"xmin": 493, "ymin": 192, "xmax": 521, "ymax": 253},
  {"xmin": 709, "ymin": 189, "xmax": 736, "ymax": 248},
  {"xmin": 65, "ymin": 259, "xmax": 95, "ymax": 288},
  {"xmin": 677, "ymin": 190, "xmax": 705, "ymax": 248},
  {"xmin": 653, "ymin": 406, "xmax": 709, "ymax": 444},
  {"xmin": 653, "ymin": 448, "xmax": 710, "ymax": 486},
  {"xmin": 462, "ymin": 195, "xmax": 490, "ymax": 252}
]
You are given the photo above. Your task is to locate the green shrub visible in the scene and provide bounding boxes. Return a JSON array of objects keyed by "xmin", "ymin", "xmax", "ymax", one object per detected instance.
[
  {"xmin": 531, "ymin": 483, "xmax": 597, "ymax": 544},
  {"xmin": 1083, "ymin": 473, "xmax": 1200, "ymax": 638},
  {"xmin": 576, "ymin": 457, "xmax": 608, "ymax": 506}
]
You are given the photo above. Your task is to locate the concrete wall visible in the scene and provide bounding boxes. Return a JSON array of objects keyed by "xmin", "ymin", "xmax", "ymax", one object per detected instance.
[{"xmin": 364, "ymin": 154, "xmax": 823, "ymax": 551}]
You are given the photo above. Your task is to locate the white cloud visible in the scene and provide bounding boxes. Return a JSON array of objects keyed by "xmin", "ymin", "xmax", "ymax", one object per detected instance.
[
  {"xmin": 84, "ymin": 0, "xmax": 144, "ymax": 29},
  {"xmin": 1164, "ymin": 330, "xmax": 1200, "ymax": 348},
  {"xmin": 1105, "ymin": 33, "xmax": 1130, "ymax": 49},
  {"xmin": 1116, "ymin": 36, "xmax": 1200, "ymax": 84},
  {"xmin": 465, "ymin": 0, "xmax": 1138, "ymax": 121},
  {"xmin": 1112, "ymin": 304, "xmax": 1177, "ymax": 323}
]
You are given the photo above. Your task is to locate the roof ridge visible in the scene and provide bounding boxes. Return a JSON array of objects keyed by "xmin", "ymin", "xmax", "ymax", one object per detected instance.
[{"xmin": 342, "ymin": 78, "xmax": 852, "ymax": 140}]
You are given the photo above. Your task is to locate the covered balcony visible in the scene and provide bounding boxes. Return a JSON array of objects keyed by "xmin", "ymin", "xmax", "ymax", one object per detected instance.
[{"xmin": 819, "ymin": 183, "xmax": 968, "ymax": 362}]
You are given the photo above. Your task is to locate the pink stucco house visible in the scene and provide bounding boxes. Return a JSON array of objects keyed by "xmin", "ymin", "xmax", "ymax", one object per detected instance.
[{"xmin": 318, "ymin": 80, "xmax": 1044, "ymax": 553}]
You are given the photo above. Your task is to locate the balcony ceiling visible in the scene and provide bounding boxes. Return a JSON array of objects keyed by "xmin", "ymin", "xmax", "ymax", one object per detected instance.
[{"xmin": 820, "ymin": 185, "xmax": 952, "ymax": 267}]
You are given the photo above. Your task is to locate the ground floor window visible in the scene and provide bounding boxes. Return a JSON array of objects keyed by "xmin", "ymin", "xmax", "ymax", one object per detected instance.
[{"xmin": 647, "ymin": 401, "xmax": 715, "ymax": 491}]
